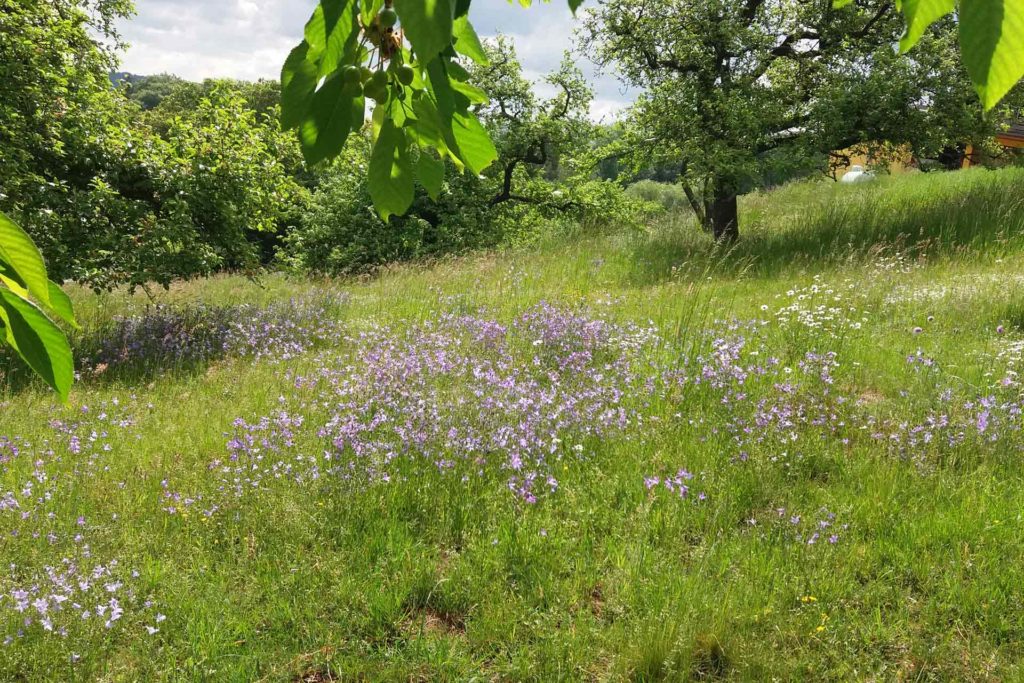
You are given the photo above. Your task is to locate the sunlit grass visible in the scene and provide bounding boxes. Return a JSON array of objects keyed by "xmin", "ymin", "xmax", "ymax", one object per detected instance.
[{"xmin": 3, "ymin": 168, "xmax": 1024, "ymax": 680}]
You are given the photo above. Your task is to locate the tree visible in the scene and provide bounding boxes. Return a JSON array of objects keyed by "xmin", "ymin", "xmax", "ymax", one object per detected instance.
[
  {"xmin": 469, "ymin": 37, "xmax": 594, "ymax": 207},
  {"xmin": 579, "ymin": 1, "xmax": 1012, "ymax": 241},
  {"xmin": 1, "ymin": 0, "xmax": 303, "ymax": 291},
  {"xmin": 136, "ymin": 77, "xmax": 285, "ymax": 131},
  {"xmin": 0, "ymin": 0, "xmax": 133, "ymax": 230},
  {"xmin": 122, "ymin": 73, "xmax": 186, "ymax": 110}
]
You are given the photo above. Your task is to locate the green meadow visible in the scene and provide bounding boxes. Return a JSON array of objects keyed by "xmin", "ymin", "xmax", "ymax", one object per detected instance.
[{"xmin": 4, "ymin": 168, "xmax": 1024, "ymax": 681}]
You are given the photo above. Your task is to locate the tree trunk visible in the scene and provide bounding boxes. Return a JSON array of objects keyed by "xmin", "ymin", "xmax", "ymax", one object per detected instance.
[{"xmin": 708, "ymin": 190, "xmax": 739, "ymax": 242}]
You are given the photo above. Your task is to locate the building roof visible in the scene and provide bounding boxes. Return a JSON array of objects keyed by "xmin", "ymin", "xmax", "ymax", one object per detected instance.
[{"xmin": 999, "ymin": 122, "xmax": 1024, "ymax": 143}]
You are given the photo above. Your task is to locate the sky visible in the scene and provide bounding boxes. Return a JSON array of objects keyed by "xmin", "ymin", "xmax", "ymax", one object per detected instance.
[{"xmin": 114, "ymin": 0, "xmax": 638, "ymax": 121}]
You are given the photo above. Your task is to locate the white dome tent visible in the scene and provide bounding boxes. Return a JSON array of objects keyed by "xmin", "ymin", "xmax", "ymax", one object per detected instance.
[{"xmin": 839, "ymin": 164, "xmax": 876, "ymax": 183}]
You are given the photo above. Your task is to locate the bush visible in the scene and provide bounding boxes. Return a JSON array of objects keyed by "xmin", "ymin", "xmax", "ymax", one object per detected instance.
[
  {"xmin": 283, "ymin": 132, "xmax": 661, "ymax": 276},
  {"xmin": 625, "ymin": 180, "xmax": 691, "ymax": 213},
  {"xmin": 281, "ymin": 140, "xmax": 494, "ymax": 275},
  {"xmin": 5, "ymin": 85, "xmax": 303, "ymax": 291},
  {"xmin": 573, "ymin": 179, "xmax": 661, "ymax": 227}
]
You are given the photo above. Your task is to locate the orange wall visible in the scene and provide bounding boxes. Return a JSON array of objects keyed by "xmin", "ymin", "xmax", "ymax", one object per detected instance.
[{"xmin": 996, "ymin": 134, "xmax": 1024, "ymax": 149}]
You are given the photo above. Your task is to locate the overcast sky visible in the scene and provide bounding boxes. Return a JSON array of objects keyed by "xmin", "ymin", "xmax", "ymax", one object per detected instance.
[{"xmin": 115, "ymin": 0, "xmax": 637, "ymax": 121}]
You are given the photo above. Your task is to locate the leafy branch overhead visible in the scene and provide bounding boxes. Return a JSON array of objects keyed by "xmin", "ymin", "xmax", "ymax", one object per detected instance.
[{"xmin": 280, "ymin": 0, "xmax": 501, "ymax": 219}]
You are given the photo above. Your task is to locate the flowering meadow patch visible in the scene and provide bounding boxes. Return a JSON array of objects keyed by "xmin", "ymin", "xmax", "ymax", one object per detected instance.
[
  {"xmin": 161, "ymin": 302, "xmax": 665, "ymax": 512},
  {"xmin": 772, "ymin": 277, "xmax": 868, "ymax": 333},
  {"xmin": 77, "ymin": 291, "xmax": 349, "ymax": 376},
  {"xmin": 3, "ymin": 266, "xmax": 1024, "ymax": 678},
  {"xmin": 0, "ymin": 399, "xmax": 163, "ymax": 659}
]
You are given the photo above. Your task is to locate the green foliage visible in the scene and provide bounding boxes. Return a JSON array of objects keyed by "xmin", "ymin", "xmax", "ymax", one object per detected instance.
[
  {"xmin": 369, "ymin": 120, "xmax": 416, "ymax": 219},
  {"xmin": 281, "ymin": 35, "xmax": 650, "ymax": 275},
  {"xmin": 6, "ymin": 85, "xmax": 302, "ymax": 291},
  {"xmin": 136, "ymin": 77, "xmax": 285, "ymax": 135},
  {"xmin": 857, "ymin": 0, "xmax": 1024, "ymax": 110},
  {"xmin": 0, "ymin": 0, "xmax": 303, "ymax": 291},
  {"xmin": 280, "ymin": 0, "xmax": 503, "ymax": 217},
  {"xmin": 0, "ymin": 213, "xmax": 75, "ymax": 400},
  {"xmin": 285, "ymin": 0, "xmax": 1022, "ymax": 220},
  {"xmin": 892, "ymin": 0, "xmax": 955, "ymax": 51},
  {"xmin": 280, "ymin": 136, "xmax": 493, "ymax": 275},
  {"xmin": 625, "ymin": 181, "xmax": 691, "ymax": 213},
  {"xmin": 958, "ymin": 0, "xmax": 1024, "ymax": 110},
  {"xmin": 121, "ymin": 73, "xmax": 186, "ymax": 110}
]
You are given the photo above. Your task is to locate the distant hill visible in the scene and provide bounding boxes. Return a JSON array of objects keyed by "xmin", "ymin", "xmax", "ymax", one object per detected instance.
[{"xmin": 109, "ymin": 71, "xmax": 147, "ymax": 87}]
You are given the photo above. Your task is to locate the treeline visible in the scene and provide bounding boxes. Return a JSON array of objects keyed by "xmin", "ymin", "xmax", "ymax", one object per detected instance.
[
  {"xmin": 1, "ymin": 2, "xmax": 652, "ymax": 292},
  {"xmin": 4, "ymin": 1, "xmax": 1022, "ymax": 292}
]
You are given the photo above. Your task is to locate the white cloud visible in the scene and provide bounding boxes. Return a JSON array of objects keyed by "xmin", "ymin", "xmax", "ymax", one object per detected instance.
[{"xmin": 115, "ymin": 0, "xmax": 637, "ymax": 118}]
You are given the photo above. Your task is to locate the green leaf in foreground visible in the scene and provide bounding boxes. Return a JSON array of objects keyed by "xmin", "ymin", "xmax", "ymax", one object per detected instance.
[
  {"xmin": 280, "ymin": 41, "xmax": 319, "ymax": 131},
  {"xmin": 960, "ymin": 0, "xmax": 1024, "ymax": 110},
  {"xmin": 46, "ymin": 280, "xmax": 78, "ymax": 328},
  {"xmin": 417, "ymin": 151, "xmax": 445, "ymax": 199},
  {"xmin": 451, "ymin": 110, "xmax": 497, "ymax": 176},
  {"xmin": 452, "ymin": 16, "xmax": 489, "ymax": 65},
  {"xmin": 394, "ymin": 0, "xmax": 455, "ymax": 65},
  {"xmin": 897, "ymin": 0, "xmax": 955, "ymax": 52},
  {"xmin": 299, "ymin": 73, "xmax": 364, "ymax": 165},
  {"xmin": 0, "ymin": 212, "xmax": 55, "ymax": 311},
  {"xmin": 369, "ymin": 120, "xmax": 415, "ymax": 220},
  {"xmin": 0, "ymin": 288, "xmax": 73, "ymax": 401}
]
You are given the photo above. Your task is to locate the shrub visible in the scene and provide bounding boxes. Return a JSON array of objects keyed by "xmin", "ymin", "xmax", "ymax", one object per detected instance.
[
  {"xmin": 625, "ymin": 180, "xmax": 691, "ymax": 213},
  {"xmin": 281, "ymin": 140, "xmax": 494, "ymax": 275}
]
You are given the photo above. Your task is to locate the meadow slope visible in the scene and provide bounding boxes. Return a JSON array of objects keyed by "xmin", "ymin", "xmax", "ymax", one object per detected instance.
[{"xmin": 3, "ymin": 169, "xmax": 1024, "ymax": 681}]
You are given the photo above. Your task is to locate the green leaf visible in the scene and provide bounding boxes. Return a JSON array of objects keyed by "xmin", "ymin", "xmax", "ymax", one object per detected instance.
[
  {"xmin": 313, "ymin": 0, "xmax": 361, "ymax": 77},
  {"xmin": 567, "ymin": 0, "xmax": 585, "ymax": 12},
  {"xmin": 409, "ymin": 94, "xmax": 459, "ymax": 166},
  {"xmin": 0, "ymin": 288, "xmax": 73, "ymax": 401},
  {"xmin": 424, "ymin": 57, "xmax": 469, "ymax": 161},
  {"xmin": 304, "ymin": 0, "xmax": 345, "ymax": 53},
  {"xmin": 361, "ymin": 0, "xmax": 385, "ymax": 27},
  {"xmin": 299, "ymin": 73, "xmax": 364, "ymax": 165},
  {"xmin": 451, "ymin": 110, "xmax": 497, "ymax": 175},
  {"xmin": 368, "ymin": 120, "xmax": 415, "ymax": 219},
  {"xmin": 0, "ymin": 212, "xmax": 53, "ymax": 311},
  {"xmin": 454, "ymin": 0, "xmax": 471, "ymax": 18},
  {"xmin": 832, "ymin": 0, "xmax": 854, "ymax": 7},
  {"xmin": 280, "ymin": 41, "xmax": 319, "ymax": 131},
  {"xmin": 426, "ymin": 57, "xmax": 458, "ymax": 120},
  {"xmin": 450, "ymin": 79, "xmax": 489, "ymax": 104},
  {"xmin": 897, "ymin": 0, "xmax": 955, "ymax": 52},
  {"xmin": 960, "ymin": 0, "xmax": 1024, "ymax": 110},
  {"xmin": 452, "ymin": 16, "xmax": 489, "ymax": 65},
  {"xmin": 418, "ymin": 152, "xmax": 445, "ymax": 199},
  {"xmin": 445, "ymin": 60, "xmax": 472, "ymax": 82},
  {"xmin": 394, "ymin": 0, "xmax": 455, "ymax": 64},
  {"xmin": 46, "ymin": 280, "xmax": 77, "ymax": 328}
]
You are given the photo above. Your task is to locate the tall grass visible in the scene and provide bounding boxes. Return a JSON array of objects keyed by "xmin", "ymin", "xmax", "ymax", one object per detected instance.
[
  {"xmin": 742, "ymin": 168, "xmax": 1024, "ymax": 268},
  {"xmin": 631, "ymin": 168, "xmax": 1024, "ymax": 284}
]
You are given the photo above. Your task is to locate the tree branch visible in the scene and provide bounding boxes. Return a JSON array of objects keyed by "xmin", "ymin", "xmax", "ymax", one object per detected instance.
[{"xmin": 680, "ymin": 180, "xmax": 707, "ymax": 226}]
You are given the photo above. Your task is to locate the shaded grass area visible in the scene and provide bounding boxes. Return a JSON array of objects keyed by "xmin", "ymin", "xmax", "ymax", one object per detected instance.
[{"xmin": 2, "ymin": 169, "xmax": 1024, "ymax": 680}]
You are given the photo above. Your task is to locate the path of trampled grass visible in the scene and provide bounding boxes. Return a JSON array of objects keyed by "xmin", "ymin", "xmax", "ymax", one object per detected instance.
[{"xmin": 3, "ymin": 169, "xmax": 1024, "ymax": 680}]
